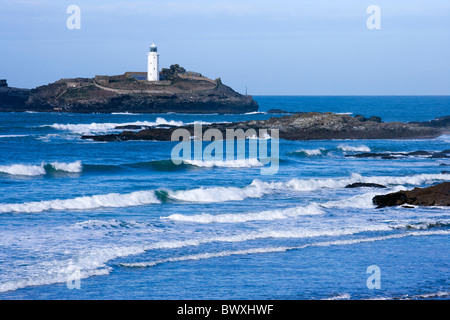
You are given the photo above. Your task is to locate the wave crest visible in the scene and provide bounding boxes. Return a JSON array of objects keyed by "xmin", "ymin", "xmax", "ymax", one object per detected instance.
[
  {"xmin": 338, "ymin": 144, "xmax": 371, "ymax": 152},
  {"xmin": 184, "ymin": 158, "xmax": 263, "ymax": 168},
  {"xmin": 165, "ymin": 203, "xmax": 323, "ymax": 223},
  {"xmin": 0, "ymin": 161, "xmax": 82, "ymax": 176},
  {"xmin": 43, "ymin": 118, "xmax": 185, "ymax": 135},
  {"xmin": 0, "ymin": 190, "xmax": 160, "ymax": 213}
]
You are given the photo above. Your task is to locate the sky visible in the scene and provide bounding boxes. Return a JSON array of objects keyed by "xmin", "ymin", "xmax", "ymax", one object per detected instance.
[{"xmin": 1, "ymin": 0, "xmax": 449, "ymax": 95}]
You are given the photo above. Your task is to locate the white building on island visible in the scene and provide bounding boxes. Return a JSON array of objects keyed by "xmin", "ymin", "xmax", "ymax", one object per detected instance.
[{"xmin": 147, "ymin": 42, "xmax": 160, "ymax": 81}]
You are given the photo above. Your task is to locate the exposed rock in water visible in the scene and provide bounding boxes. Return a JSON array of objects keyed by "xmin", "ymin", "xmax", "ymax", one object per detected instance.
[
  {"xmin": 354, "ymin": 115, "xmax": 382, "ymax": 123},
  {"xmin": 345, "ymin": 183, "xmax": 387, "ymax": 189},
  {"xmin": 407, "ymin": 150, "xmax": 431, "ymax": 156},
  {"xmin": 345, "ymin": 149, "xmax": 450, "ymax": 160},
  {"xmin": 346, "ymin": 152, "xmax": 399, "ymax": 159},
  {"xmin": 114, "ymin": 125, "xmax": 150, "ymax": 130},
  {"xmin": 81, "ymin": 112, "xmax": 448, "ymax": 142},
  {"xmin": 372, "ymin": 182, "xmax": 450, "ymax": 208},
  {"xmin": 267, "ymin": 109, "xmax": 291, "ymax": 114},
  {"xmin": 410, "ymin": 115, "xmax": 450, "ymax": 128}
]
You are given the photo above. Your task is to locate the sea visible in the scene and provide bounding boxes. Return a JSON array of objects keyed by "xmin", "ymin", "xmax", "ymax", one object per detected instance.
[{"xmin": 0, "ymin": 96, "xmax": 449, "ymax": 300}]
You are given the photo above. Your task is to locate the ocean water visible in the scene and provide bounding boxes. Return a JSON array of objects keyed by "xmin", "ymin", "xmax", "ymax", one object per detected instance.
[{"xmin": 0, "ymin": 96, "xmax": 449, "ymax": 300}]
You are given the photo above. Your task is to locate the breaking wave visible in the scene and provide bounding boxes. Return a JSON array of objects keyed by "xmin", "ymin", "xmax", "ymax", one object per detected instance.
[
  {"xmin": 165, "ymin": 203, "xmax": 324, "ymax": 223},
  {"xmin": 110, "ymin": 112, "xmax": 142, "ymax": 115},
  {"xmin": 0, "ymin": 135, "xmax": 29, "ymax": 138},
  {"xmin": 183, "ymin": 158, "xmax": 263, "ymax": 168},
  {"xmin": 338, "ymin": 144, "xmax": 371, "ymax": 152},
  {"xmin": 46, "ymin": 161, "xmax": 82, "ymax": 173},
  {"xmin": 164, "ymin": 172, "xmax": 449, "ymax": 204},
  {"xmin": 1, "ymin": 172, "xmax": 447, "ymax": 212},
  {"xmin": 166, "ymin": 180, "xmax": 270, "ymax": 203},
  {"xmin": 293, "ymin": 148, "xmax": 326, "ymax": 156},
  {"xmin": 0, "ymin": 164, "xmax": 46, "ymax": 176},
  {"xmin": 0, "ymin": 161, "xmax": 82, "ymax": 176},
  {"xmin": 258, "ymin": 172, "xmax": 450, "ymax": 192},
  {"xmin": 0, "ymin": 190, "xmax": 160, "ymax": 213},
  {"xmin": 42, "ymin": 118, "xmax": 185, "ymax": 135},
  {"xmin": 243, "ymin": 111, "xmax": 267, "ymax": 115},
  {"xmin": 291, "ymin": 145, "xmax": 371, "ymax": 157}
]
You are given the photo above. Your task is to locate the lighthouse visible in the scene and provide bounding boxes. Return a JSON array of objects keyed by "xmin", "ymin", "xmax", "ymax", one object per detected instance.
[{"xmin": 147, "ymin": 42, "xmax": 160, "ymax": 81}]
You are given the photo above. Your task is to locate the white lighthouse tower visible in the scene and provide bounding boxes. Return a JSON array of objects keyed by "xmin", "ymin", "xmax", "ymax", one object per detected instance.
[{"xmin": 147, "ymin": 42, "xmax": 160, "ymax": 81}]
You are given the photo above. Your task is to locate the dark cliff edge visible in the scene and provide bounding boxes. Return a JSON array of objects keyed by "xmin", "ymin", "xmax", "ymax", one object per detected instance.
[
  {"xmin": 81, "ymin": 112, "xmax": 450, "ymax": 142},
  {"xmin": 0, "ymin": 67, "xmax": 258, "ymax": 114}
]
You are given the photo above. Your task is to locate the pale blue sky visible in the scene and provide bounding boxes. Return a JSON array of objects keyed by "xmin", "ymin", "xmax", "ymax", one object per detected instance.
[{"xmin": 1, "ymin": 0, "xmax": 449, "ymax": 94}]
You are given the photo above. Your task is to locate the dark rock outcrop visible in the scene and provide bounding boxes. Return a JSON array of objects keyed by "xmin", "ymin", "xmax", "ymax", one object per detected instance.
[
  {"xmin": 345, "ymin": 183, "xmax": 387, "ymax": 189},
  {"xmin": 346, "ymin": 152, "xmax": 398, "ymax": 159},
  {"xmin": 372, "ymin": 182, "xmax": 450, "ymax": 208},
  {"xmin": 410, "ymin": 115, "xmax": 450, "ymax": 128},
  {"xmin": 354, "ymin": 115, "xmax": 382, "ymax": 123},
  {"xmin": 345, "ymin": 149, "xmax": 450, "ymax": 160},
  {"xmin": 82, "ymin": 112, "xmax": 448, "ymax": 142},
  {"xmin": 0, "ymin": 85, "xmax": 30, "ymax": 110},
  {"xmin": 0, "ymin": 67, "xmax": 258, "ymax": 114},
  {"xmin": 267, "ymin": 109, "xmax": 291, "ymax": 114}
]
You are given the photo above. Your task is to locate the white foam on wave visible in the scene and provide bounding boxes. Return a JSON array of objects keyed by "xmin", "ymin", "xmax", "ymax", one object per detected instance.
[
  {"xmin": 324, "ymin": 293, "xmax": 351, "ymax": 300},
  {"xmin": 437, "ymin": 134, "xmax": 450, "ymax": 143},
  {"xmin": 0, "ymin": 264, "xmax": 110, "ymax": 293},
  {"xmin": 111, "ymin": 112, "xmax": 142, "ymax": 115},
  {"xmin": 167, "ymin": 186, "xmax": 261, "ymax": 203},
  {"xmin": 165, "ymin": 187, "xmax": 413, "ymax": 224},
  {"xmin": 338, "ymin": 144, "xmax": 371, "ymax": 152},
  {"xmin": 244, "ymin": 111, "xmax": 266, "ymax": 115},
  {"xmin": 321, "ymin": 186, "xmax": 405, "ymax": 209},
  {"xmin": 49, "ymin": 161, "xmax": 82, "ymax": 173},
  {"xmin": 165, "ymin": 172, "xmax": 449, "ymax": 204},
  {"xmin": 294, "ymin": 148, "xmax": 325, "ymax": 156},
  {"xmin": 0, "ymin": 161, "xmax": 83, "ymax": 176},
  {"xmin": 0, "ymin": 164, "xmax": 46, "ymax": 176},
  {"xmin": 121, "ymin": 229, "xmax": 450, "ymax": 268},
  {"xmin": 184, "ymin": 158, "xmax": 263, "ymax": 168},
  {"xmin": 44, "ymin": 117, "xmax": 185, "ymax": 135},
  {"xmin": 165, "ymin": 203, "xmax": 324, "ymax": 223},
  {"xmin": 0, "ymin": 135, "xmax": 29, "ymax": 138},
  {"xmin": 1, "ymin": 221, "xmax": 442, "ymax": 293},
  {"xmin": 0, "ymin": 242, "xmax": 146, "ymax": 293},
  {"xmin": 264, "ymin": 173, "xmax": 450, "ymax": 193},
  {"xmin": 167, "ymin": 179, "xmax": 272, "ymax": 203},
  {"xmin": 0, "ymin": 190, "xmax": 160, "ymax": 213}
]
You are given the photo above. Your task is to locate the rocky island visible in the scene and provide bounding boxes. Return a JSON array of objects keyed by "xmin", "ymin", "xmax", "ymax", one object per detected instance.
[
  {"xmin": 0, "ymin": 65, "xmax": 258, "ymax": 114},
  {"xmin": 81, "ymin": 112, "xmax": 450, "ymax": 142}
]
